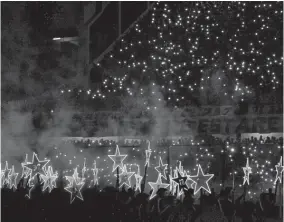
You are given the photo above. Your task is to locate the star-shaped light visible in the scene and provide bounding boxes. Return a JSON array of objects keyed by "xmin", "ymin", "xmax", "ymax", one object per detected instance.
[
  {"xmin": 65, "ymin": 168, "xmax": 85, "ymax": 185},
  {"xmin": 188, "ymin": 164, "xmax": 214, "ymax": 195},
  {"xmin": 8, "ymin": 165, "xmax": 18, "ymax": 190},
  {"xmin": 92, "ymin": 160, "xmax": 99, "ymax": 185},
  {"xmin": 134, "ymin": 173, "xmax": 143, "ymax": 192},
  {"xmin": 21, "ymin": 154, "xmax": 31, "ymax": 178},
  {"xmin": 118, "ymin": 165, "xmax": 135, "ymax": 188},
  {"xmin": 155, "ymin": 157, "xmax": 168, "ymax": 179},
  {"xmin": 145, "ymin": 140, "xmax": 152, "ymax": 166},
  {"xmin": 274, "ymin": 156, "xmax": 284, "ymax": 184},
  {"xmin": 242, "ymin": 158, "xmax": 252, "ymax": 185},
  {"xmin": 172, "ymin": 169, "xmax": 189, "ymax": 196},
  {"xmin": 41, "ymin": 166, "xmax": 58, "ymax": 193},
  {"xmin": 82, "ymin": 158, "xmax": 87, "ymax": 178},
  {"xmin": 108, "ymin": 145, "xmax": 127, "ymax": 172},
  {"xmin": 22, "ymin": 152, "xmax": 49, "ymax": 179},
  {"xmin": 148, "ymin": 173, "xmax": 170, "ymax": 200},
  {"xmin": 65, "ymin": 179, "xmax": 85, "ymax": 204},
  {"xmin": 1, "ymin": 161, "xmax": 11, "ymax": 187}
]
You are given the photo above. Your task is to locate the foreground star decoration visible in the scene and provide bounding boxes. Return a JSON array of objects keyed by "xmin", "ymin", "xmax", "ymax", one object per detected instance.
[
  {"xmin": 148, "ymin": 173, "xmax": 170, "ymax": 200},
  {"xmin": 65, "ymin": 168, "xmax": 85, "ymax": 204},
  {"xmin": 22, "ymin": 152, "xmax": 49, "ymax": 179},
  {"xmin": 41, "ymin": 166, "xmax": 58, "ymax": 192},
  {"xmin": 108, "ymin": 145, "xmax": 127, "ymax": 172},
  {"xmin": 21, "ymin": 154, "xmax": 31, "ymax": 178},
  {"xmin": 145, "ymin": 140, "xmax": 152, "ymax": 166},
  {"xmin": 172, "ymin": 169, "xmax": 189, "ymax": 196},
  {"xmin": 274, "ymin": 156, "xmax": 284, "ymax": 184},
  {"xmin": 155, "ymin": 157, "xmax": 168, "ymax": 179},
  {"xmin": 242, "ymin": 158, "xmax": 252, "ymax": 185},
  {"xmin": 92, "ymin": 160, "xmax": 99, "ymax": 186},
  {"xmin": 1, "ymin": 161, "xmax": 11, "ymax": 187},
  {"xmin": 188, "ymin": 164, "xmax": 214, "ymax": 195},
  {"xmin": 118, "ymin": 165, "xmax": 135, "ymax": 188},
  {"xmin": 65, "ymin": 168, "xmax": 85, "ymax": 185},
  {"xmin": 8, "ymin": 165, "xmax": 19, "ymax": 190}
]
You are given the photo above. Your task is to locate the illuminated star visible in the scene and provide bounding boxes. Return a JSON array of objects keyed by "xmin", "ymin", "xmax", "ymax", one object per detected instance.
[
  {"xmin": 172, "ymin": 169, "xmax": 189, "ymax": 196},
  {"xmin": 65, "ymin": 168, "xmax": 85, "ymax": 185},
  {"xmin": 1, "ymin": 161, "xmax": 11, "ymax": 187},
  {"xmin": 274, "ymin": 156, "xmax": 284, "ymax": 184},
  {"xmin": 148, "ymin": 173, "xmax": 170, "ymax": 200},
  {"xmin": 188, "ymin": 164, "xmax": 214, "ymax": 195},
  {"xmin": 8, "ymin": 165, "xmax": 18, "ymax": 190},
  {"xmin": 65, "ymin": 179, "xmax": 85, "ymax": 204},
  {"xmin": 108, "ymin": 145, "xmax": 127, "ymax": 172},
  {"xmin": 155, "ymin": 157, "xmax": 168, "ymax": 179},
  {"xmin": 118, "ymin": 165, "xmax": 135, "ymax": 188},
  {"xmin": 92, "ymin": 161, "xmax": 99, "ymax": 185},
  {"xmin": 41, "ymin": 166, "xmax": 58, "ymax": 193},
  {"xmin": 48, "ymin": 167, "xmax": 58, "ymax": 188},
  {"xmin": 21, "ymin": 154, "xmax": 31, "ymax": 178},
  {"xmin": 242, "ymin": 158, "xmax": 252, "ymax": 185},
  {"xmin": 134, "ymin": 173, "xmax": 143, "ymax": 192},
  {"xmin": 22, "ymin": 152, "xmax": 49, "ymax": 179}
]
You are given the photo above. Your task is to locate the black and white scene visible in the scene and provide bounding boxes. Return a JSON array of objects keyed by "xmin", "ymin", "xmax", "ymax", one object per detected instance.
[{"xmin": 1, "ymin": 1, "xmax": 283, "ymax": 222}]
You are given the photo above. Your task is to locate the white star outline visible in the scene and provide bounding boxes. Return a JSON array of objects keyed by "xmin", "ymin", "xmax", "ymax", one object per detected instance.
[
  {"xmin": 41, "ymin": 166, "xmax": 58, "ymax": 193},
  {"xmin": 155, "ymin": 156, "xmax": 168, "ymax": 179},
  {"xmin": 243, "ymin": 158, "xmax": 252, "ymax": 185},
  {"xmin": 108, "ymin": 145, "xmax": 127, "ymax": 172},
  {"xmin": 118, "ymin": 165, "xmax": 135, "ymax": 188},
  {"xmin": 148, "ymin": 173, "xmax": 170, "ymax": 200},
  {"xmin": 22, "ymin": 152, "xmax": 50, "ymax": 179},
  {"xmin": 188, "ymin": 164, "xmax": 214, "ymax": 195},
  {"xmin": 274, "ymin": 156, "xmax": 284, "ymax": 184},
  {"xmin": 8, "ymin": 165, "xmax": 18, "ymax": 190}
]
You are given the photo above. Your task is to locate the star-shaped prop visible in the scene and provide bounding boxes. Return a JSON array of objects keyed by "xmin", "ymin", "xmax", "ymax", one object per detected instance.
[
  {"xmin": 1, "ymin": 161, "xmax": 11, "ymax": 187},
  {"xmin": 145, "ymin": 140, "xmax": 152, "ymax": 166},
  {"xmin": 172, "ymin": 169, "xmax": 189, "ymax": 196},
  {"xmin": 8, "ymin": 165, "xmax": 19, "ymax": 190},
  {"xmin": 242, "ymin": 158, "xmax": 252, "ymax": 185},
  {"xmin": 134, "ymin": 173, "xmax": 143, "ymax": 192},
  {"xmin": 148, "ymin": 173, "xmax": 170, "ymax": 200},
  {"xmin": 118, "ymin": 165, "xmax": 135, "ymax": 188},
  {"xmin": 274, "ymin": 156, "xmax": 284, "ymax": 184},
  {"xmin": 155, "ymin": 157, "xmax": 168, "ymax": 179},
  {"xmin": 65, "ymin": 168, "xmax": 85, "ymax": 185},
  {"xmin": 41, "ymin": 166, "xmax": 58, "ymax": 192},
  {"xmin": 65, "ymin": 179, "xmax": 85, "ymax": 204},
  {"xmin": 188, "ymin": 164, "xmax": 214, "ymax": 195},
  {"xmin": 21, "ymin": 154, "xmax": 31, "ymax": 178},
  {"xmin": 108, "ymin": 145, "xmax": 127, "ymax": 172},
  {"xmin": 92, "ymin": 161, "xmax": 99, "ymax": 185},
  {"xmin": 22, "ymin": 152, "xmax": 49, "ymax": 179}
]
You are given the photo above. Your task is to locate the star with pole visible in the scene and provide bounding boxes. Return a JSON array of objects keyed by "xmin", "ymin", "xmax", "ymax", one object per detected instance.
[
  {"xmin": 21, "ymin": 154, "xmax": 31, "ymax": 178},
  {"xmin": 92, "ymin": 160, "xmax": 99, "ymax": 186},
  {"xmin": 242, "ymin": 158, "xmax": 252, "ymax": 185},
  {"xmin": 65, "ymin": 168, "xmax": 85, "ymax": 185},
  {"xmin": 41, "ymin": 166, "xmax": 58, "ymax": 193},
  {"xmin": 274, "ymin": 156, "xmax": 284, "ymax": 184},
  {"xmin": 148, "ymin": 173, "xmax": 170, "ymax": 200},
  {"xmin": 1, "ymin": 161, "xmax": 11, "ymax": 187},
  {"xmin": 172, "ymin": 169, "xmax": 189, "ymax": 196},
  {"xmin": 8, "ymin": 165, "xmax": 18, "ymax": 190},
  {"xmin": 145, "ymin": 140, "xmax": 152, "ymax": 166},
  {"xmin": 108, "ymin": 145, "xmax": 127, "ymax": 172},
  {"xmin": 188, "ymin": 164, "xmax": 214, "ymax": 195},
  {"xmin": 155, "ymin": 157, "xmax": 168, "ymax": 179},
  {"xmin": 22, "ymin": 152, "xmax": 49, "ymax": 179},
  {"xmin": 65, "ymin": 168, "xmax": 85, "ymax": 204},
  {"xmin": 118, "ymin": 165, "xmax": 135, "ymax": 188}
]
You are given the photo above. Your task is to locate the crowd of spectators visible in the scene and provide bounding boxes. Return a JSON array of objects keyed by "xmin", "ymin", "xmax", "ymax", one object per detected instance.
[
  {"xmin": 1, "ymin": 175, "xmax": 282, "ymax": 222},
  {"xmin": 62, "ymin": 136, "xmax": 283, "ymax": 149}
]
